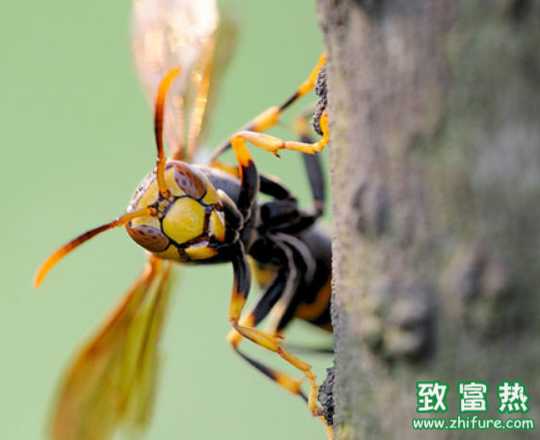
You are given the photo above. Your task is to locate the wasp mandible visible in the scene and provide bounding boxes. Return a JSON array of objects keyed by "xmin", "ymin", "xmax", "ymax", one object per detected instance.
[{"xmin": 35, "ymin": 1, "xmax": 332, "ymax": 439}]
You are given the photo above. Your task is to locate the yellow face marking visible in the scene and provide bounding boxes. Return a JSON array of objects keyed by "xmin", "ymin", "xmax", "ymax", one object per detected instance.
[
  {"xmin": 162, "ymin": 197, "xmax": 205, "ymax": 244},
  {"xmin": 209, "ymin": 210, "xmax": 225, "ymax": 242},
  {"xmin": 155, "ymin": 244, "xmax": 181, "ymax": 261},
  {"xmin": 185, "ymin": 244, "xmax": 218, "ymax": 260},
  {"xmin": 132, "ymin": 179, "xmax": 159, "ymax": 212},
  {"xmin": 202, "ymin": 184, "xmax": 220, "ymax": 205}
]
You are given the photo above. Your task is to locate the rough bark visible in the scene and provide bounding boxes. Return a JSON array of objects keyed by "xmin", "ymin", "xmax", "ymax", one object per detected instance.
[{"xmin": 317, "ymin": 1, "xmax": 540, "ymax": 439}]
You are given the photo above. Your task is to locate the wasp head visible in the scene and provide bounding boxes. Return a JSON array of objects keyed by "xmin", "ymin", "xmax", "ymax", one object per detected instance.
[
  {"xmin": 126, "ymin": 161, "xmax": 225, "ymax": 262},
  {"xmin": 34, "ymin": 67, "xmax": 226, "ymax": 287}
]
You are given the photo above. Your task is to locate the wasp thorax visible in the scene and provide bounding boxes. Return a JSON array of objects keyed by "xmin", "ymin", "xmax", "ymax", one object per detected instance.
[{"xmin": 126, "ymin": 161, "xmax": 225, "ymax": 262}]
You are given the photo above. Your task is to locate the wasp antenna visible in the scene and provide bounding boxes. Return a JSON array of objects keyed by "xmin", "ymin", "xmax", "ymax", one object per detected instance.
[
  {"xmin": 34, "ymin": 207, "xmax": 156, "ymax": 288},
  {"xmin": 154, "ymin": 66, "xmax": 182, "ymax": 197}
]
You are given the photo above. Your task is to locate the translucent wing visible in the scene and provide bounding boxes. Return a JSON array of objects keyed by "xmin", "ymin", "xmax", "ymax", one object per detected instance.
[
  {"xmin": 189, "ymin": 6, "xmax": 238, "ymax": 161},
  {"xmin": 49, "ymin": 257, "xmax": 174, "ymax": 440},
  {"xmin": 132, "ymin": 0, "xmax": 220, "ymax": 160}
]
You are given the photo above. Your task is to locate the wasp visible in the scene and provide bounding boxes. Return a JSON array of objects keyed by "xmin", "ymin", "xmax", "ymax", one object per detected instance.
[{"xmin": 35, "ymin": 0, "xmax": 332, "ymax": 439}]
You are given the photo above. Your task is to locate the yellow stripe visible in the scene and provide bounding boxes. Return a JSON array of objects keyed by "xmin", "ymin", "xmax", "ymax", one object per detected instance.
[{"xmin": 295, "ymin": 280, "xmax": 331, "ymax": 321}]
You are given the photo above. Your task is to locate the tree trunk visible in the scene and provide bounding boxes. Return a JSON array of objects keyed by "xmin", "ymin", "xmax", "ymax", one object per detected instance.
[{"xmin": 317, "ymin": 1, "xmax": 540, "ymax": 439}]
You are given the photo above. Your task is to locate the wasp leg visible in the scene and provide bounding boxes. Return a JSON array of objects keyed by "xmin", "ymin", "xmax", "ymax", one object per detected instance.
[
  {"xmin": 266, "ymin": 238, "xmax": 319, "ymax": 334},
  {"xmin": 263, "ymin": 235, "xmax": 331, "ymax": 421},
  {"xmin": 211, "ymin": 112, "xmax": 326, "ymax": 222},
  {"xmin": 210, "ymin": 160, "xmax": 317, "ymax": 234},
  {"xmin": 211, "ymin": 160, "xmax": 317, "ymax": 234},
  {"xmin": 209, "ymin": 53, "xmax": 327, "ymax": 162},
  {"xmin": 227, "ymin": 247, "xmax": 302, "ymax": 402},
  {"xmin": 210, "ymin": 136, "xmax": 322, "ymax": 221},
  {"xmin": 302, "ymin": 153, "xmax": 326, "ymax": 217},
  {"xmin": 210, "ymin": 160, "xmax": 295, "ymax": 202},
  {"xmin": 229, "ymin": 110, "xmax": 329, "ymax": 157},
  {"xmin": 228, "ymin": 242, "xmax": 325, "ymax": 420},
  {"xmin": 228, "ymin": 130, "xmax": 259, "ymax": 221},
  {"xmin": 227, "ymin": 257, "xmax": 307, "ymax": 402},
  {"xmin": 255, "ymin": 115, "xmax": 326, "ymax": 228},
  {"xmin": 259, "ymin": 174, "xmax": 294, "ymax": 200},
  {"xmin": 294, "ymin": 113, "xmax": 327, "ymax": 218},
  {"xmin": 258, "ymin": 121, "xmax": 327, "ymax": 232}
]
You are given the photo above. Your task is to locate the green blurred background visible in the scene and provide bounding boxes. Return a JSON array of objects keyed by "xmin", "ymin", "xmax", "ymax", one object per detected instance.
[{"xmin": 0, "ymin": 1, "xmax": 332, "ymax": 438}]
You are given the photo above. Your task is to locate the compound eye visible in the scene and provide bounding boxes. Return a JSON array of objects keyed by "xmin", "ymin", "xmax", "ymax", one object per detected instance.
[
  {"xmin": 126, "ymin": 224, "xmax": 169, "ymax": 252},
  {"xmin": 168, "ymin": 162, "xmax": 207, "ymax": 199}
]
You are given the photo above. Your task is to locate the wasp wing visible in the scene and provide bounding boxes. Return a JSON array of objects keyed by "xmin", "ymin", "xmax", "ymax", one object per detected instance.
[
  {"xmin": 131, "ymin": 0, "xmax": 218, "ymax": 160},
  {"xmin": 131, "ymin": 0, "xmax": 238, "ymax": 162},
  {"xmin": 49, "ymin": 258, "xmax": 174, "ymax": 440},
  {"xmin": 187, "ymin": 6, "xmax": 238, "ymax": 162}
]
